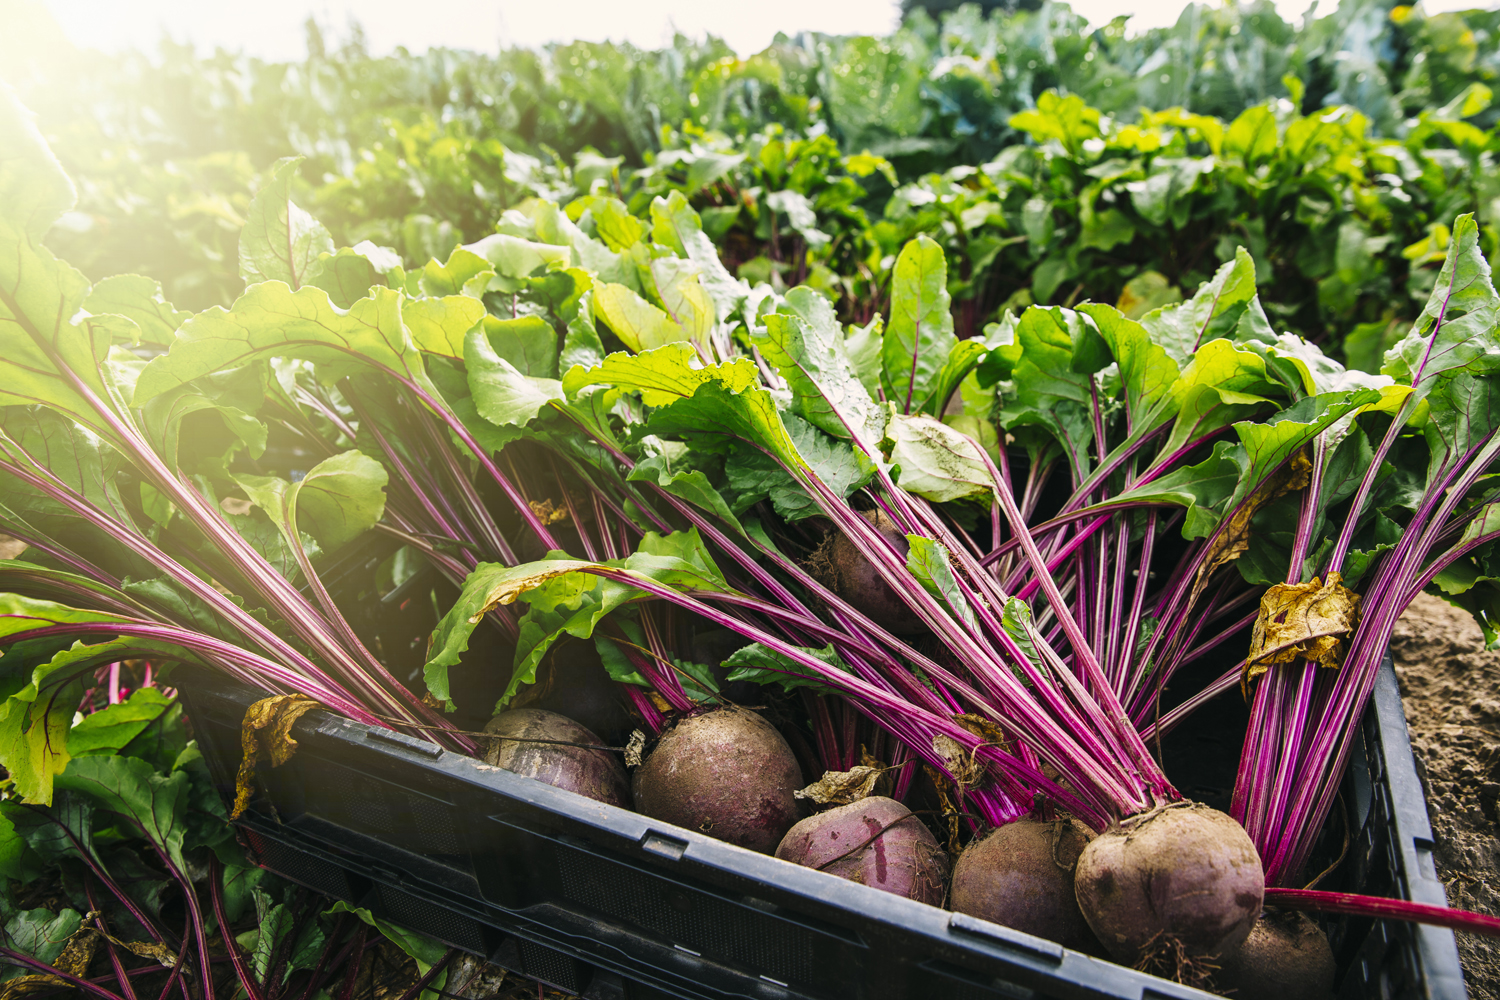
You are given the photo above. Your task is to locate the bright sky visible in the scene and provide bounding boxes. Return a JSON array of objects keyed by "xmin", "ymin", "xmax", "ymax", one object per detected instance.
[{"xmin": 33, "ymin": 0, "xmax": 1496, "ymax": 60}]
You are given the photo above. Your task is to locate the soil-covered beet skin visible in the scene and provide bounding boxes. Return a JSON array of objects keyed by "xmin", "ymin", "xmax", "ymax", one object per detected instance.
[
  {"xmin": 483, "ymin": 709, "xmax": 630, "ymax": 808},
  {"xmin": 1074, "ymin": 802, "xmax": 1263, "ymax": 962},
  {"xmin": 951, "ymin": 817, "xmax": 1097, "ymax": 949},
  {"xmin": 819, "ymin": 510, "xmax": 926, "ymax": 635},
  {"xmin": 775, "ymin": 797, "xmax": 948, "ymax": 904},
  {"xmin": 633, "ymin": 707, "xmax": 802, "ymax": 852},
  {"xmin": 1212, "ymin": 910, "xmax": 1335, "ymax": 1000}
]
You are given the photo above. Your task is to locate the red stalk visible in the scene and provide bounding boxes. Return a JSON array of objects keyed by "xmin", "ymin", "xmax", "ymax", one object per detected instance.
[{"xmin": 1267, "ymin": 888, "xmax": 1500, "ymax": 937}]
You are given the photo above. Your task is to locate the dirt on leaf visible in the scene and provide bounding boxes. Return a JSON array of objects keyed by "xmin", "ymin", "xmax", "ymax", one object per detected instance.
[{"xmin": 1392, "ymin": 593, "xmax": 1500, "ymax": 999}]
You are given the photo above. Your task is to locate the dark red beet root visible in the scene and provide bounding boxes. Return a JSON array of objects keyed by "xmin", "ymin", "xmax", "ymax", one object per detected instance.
[
  {"xmin": 1212, "ymin": 910, "xmax": 1334, "ymax": 1000},
  {"xmin": 1074, "ymin": 802, "xmax": 1263, "ymax": 963},
  {"xmin": 821, "ymin": 510, "xmax": 926, "ymax": 635},
  {"xmin": 951, "ymin": 817, "xmax": 1098, "ymax": 950},
  {"xmin": 775, "ymin": 797, "xmax": 948, "ymax": 904},
  {"xmin": 633, "ymin": 707, "xmax": 802, "ymax": 852},
  {"xmin": 484, "ymin": 709, "xmax": 630, "ymax": 808}
]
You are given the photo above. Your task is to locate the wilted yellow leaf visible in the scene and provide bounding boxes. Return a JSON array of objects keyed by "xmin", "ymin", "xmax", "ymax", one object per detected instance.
[
  {"xmin": 233, "ymin": 694, "xmax": 320, "ymax": 819},
  {"xmin": 1244, "ymin": 572, "xmax": 1360, "ymax": 696},
  {"xmin": 795, "ymin": 765, "xmax": 886, "ymax": 806}
]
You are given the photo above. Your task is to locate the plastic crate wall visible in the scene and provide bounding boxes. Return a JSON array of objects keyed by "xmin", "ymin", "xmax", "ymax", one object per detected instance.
[{"xmin": 177, "ymin": 659, "xmax": 1465, "ymax": 1000}]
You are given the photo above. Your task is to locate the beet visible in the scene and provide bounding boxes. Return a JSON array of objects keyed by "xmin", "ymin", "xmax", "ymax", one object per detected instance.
[
  {"xmin": 815, "ymin": 509, "xmax": 925, "ymax": 635},
  {"xmin": 520, "ymin": 644, "xmax": 637, "ymax": 745},
  {"xmin": 775, "ymin": 797, "xmax": 948, "ymax": 904},
  {"xmin": 1212, "ymin": 910, "xmax": 1334, "ymax": 1000},
  {"xmin": 484, "ymin": 708, "xmax": 630, "ymax": 808},
  {"xmin": 951, "ymin": 817, "xmax": 1098, "ymax": 950},
  {"xmin": 633, "ymin": 707, "xmax": 802, "ymax": 852},
  {"xmin": 1074, "ymin": 802, "xmax": 1263, "ymax": 963}
]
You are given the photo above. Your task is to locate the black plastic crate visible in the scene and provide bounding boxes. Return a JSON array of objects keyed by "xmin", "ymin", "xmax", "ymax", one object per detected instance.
[{"xmin": 176, "ymin": 657, "xmax": 1464, "ymax": 1000}]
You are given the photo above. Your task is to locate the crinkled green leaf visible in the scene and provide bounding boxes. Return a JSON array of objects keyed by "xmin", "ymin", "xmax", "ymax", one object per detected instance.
[
  {"xmin": 239, "ymin": 157, "xmax": 334, "ymax": 289},
  {"xmin": 755, "ymin": 287, "xmax": 885, "ymax": 445},
  {"xmin": 135, "ymin": 283, "xmax": 438, "ymax": 405},
  {"xmin": 887, "ymin": 412, "xmax": 992, "ymax": 503}
]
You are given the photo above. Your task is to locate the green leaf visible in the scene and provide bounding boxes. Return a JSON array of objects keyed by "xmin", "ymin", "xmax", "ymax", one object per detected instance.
[
  {"xmin": 754, "ymin": 287, "xmax": 885, "ymax": 445},
  {"xmin": 563, "ymin": 344, "xmax": 759, "ymax": 408},
  {"xmin": 484, "ymin": 314, "xmax": 558, "ymax": 377},
  {"xmin": 425, "ymin": 532, "xmax": 729, "ymax": 708},
  {"xmin": 649, "ymin": 192, "xmax": 744, "ymax": 321},
  {"xmin": 882, "ymin": 235, "xmax": 955, "ymax": 414},
  {"xmin": 0, "ymin": 907, "xmax": 83, "ymax": 979},
  {"xmin": 67, "ymin": 688, "xmax": 174, "ymax": 758},
  {"xmin": 465, "ymin": 325, "xmax": 563, "ymax": 430},
  {"xmin": 592, "ymin": 198, "xmax": 645, "ymax": 252},
  {"xmin": 722, "ymin": 642, "xmax": 852, "ymax": 695},
  {"xmin": 906, "ymin": 536, "xmax": 975, "ymax": 628},
  {"xmin": 55, "ymin": 754, "xmax": 191, "ymax": 869},
  {"xmin": 1078, "ymin": 304, "xmax": 1182, "ymax": 433},
  {"xmin": 84, "ymin": 275, "xmax": 190, "ymax": 348},
  {"xmin": 628, "ymin": 455, "xmax": 743, "ymax": 534},
  {"xmin": 464, "ymin": 233, "xmax": 570, "ymax": 293},
  {"xmin": 304, "ymin": 242, "xmax": 404, "ymax": 308},
  {"xmin": 1383, "ymin": 214, "xmax": 1500, "ymax": 395},
  {"xmin": 1001, "ymin": 598, "xmax": 1044, "ymax": 677},
  {"xmin": 325, "ymin": 901, "xmax": 448, "ymax": 1000},
  {"xmin": 402, "ymin": 295, "xmax": 487, "ymax": 360},
  {"xmin": 1140, "ymin": 248, "xmax": 1263, "ymax": 365},
  {"xmin": 592, "ymin": 281, "xmax": 688, "ymax": 352},
  {"xmin": 0, "ymin": 90, "xmax": 124, "ymax": 441},
  {"xmin": 1223, "ymin": 105, "xmax": 1278, "ymax": 163},
  {"xmin": 887, "ymin": 412, "xmax": 992, "ymax": 504},
  {"xmin": 234, "ymin": 450, "xmax": 387, "ymax": 553},
  {"xmin": 724, "ymin": 417, "xmax": 873, "ymax": 521},
  {"xmin": 135, "ymin": 283, "xmax": 437, "ymax": 405},
  {"xmin": 239, "ymin": 157, "xmax": 334, "ymax": 289},
  {"xmin": 419, "ymin": 247, "xmax": 494, "ymax": 299}
]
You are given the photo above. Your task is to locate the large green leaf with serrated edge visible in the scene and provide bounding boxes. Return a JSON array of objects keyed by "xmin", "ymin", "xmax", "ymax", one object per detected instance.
[
  {"xmin": 562, "ymin": 344, "xmax": 758, "ymax": 407},
  {"xmin": 239, "ymin": 157, "xmax": 333, "ymax": 289},
  {"xmin": 134, "ymin": 283, "xmax": 438, "ymax": 405},
  {"xmin": 882, "ymin": 235, "xmax": 956, "ymax": 414},
  {"xmin": 755, "ymin": 287, "xmax": 885, "ymax": 446}
]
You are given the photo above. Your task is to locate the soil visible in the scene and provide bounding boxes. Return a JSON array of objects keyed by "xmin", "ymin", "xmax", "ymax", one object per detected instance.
[{"xmin": 1392, "ymin": 593, "xmax": 1500, "ymax": 998}]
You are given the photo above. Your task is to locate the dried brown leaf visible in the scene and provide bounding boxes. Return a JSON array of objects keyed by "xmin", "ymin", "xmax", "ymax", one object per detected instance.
[
  {"xmin": 794, "ymin": 765, "xmax": 886, "ymax": 805},
  {"xmin": 233, "ymin": 694, "xmax": 320, "ymax": 819},
  {"xmin": 527, "ymin": 499, "xmax": 569, "ymax": 525},
  {"xmin": 624, "ymin": 729, "xmax": 645, "ymax": 768},
  {"xmin": 1243, "ymin": 571, "xmax": 1361, "ymax": 696}
]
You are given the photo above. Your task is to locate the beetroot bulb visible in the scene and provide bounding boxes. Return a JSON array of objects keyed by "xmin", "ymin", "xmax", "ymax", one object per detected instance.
[
  {"xmin": 951, "ymin": 817, "xmax": 1098, "ymax": 950},
  {"xmin": 1073, "ymin": 802, "xmax": 1264, "ymax": 965},
  {"xmin": 633, "ymin": 706, "xmax": 802, "ymax": 852},
  {"xmin": 484, "ymin": 708, "xmax": 630, "ymax": 808},
  {"xmin": 775, "ymin": 797, "xmax": 948, "ymax": 904}
]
